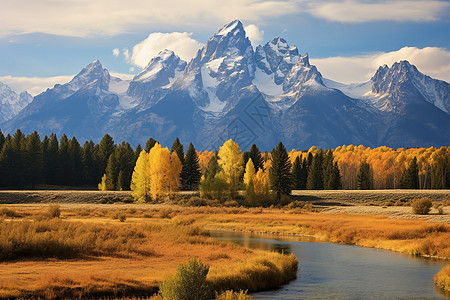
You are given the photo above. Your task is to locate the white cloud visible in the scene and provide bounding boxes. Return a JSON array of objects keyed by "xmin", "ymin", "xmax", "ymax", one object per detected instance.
[
  {"xmin": 130, "ymin": 32, "xmax": 203, "ymax": 68},
  {"xmin": 0, "ymin": 75, "xmax": 74, "ymax": 96},
  {"xmin": 308, "ymin": 0, "xmax": 450, "ymax": 23},
  {"xmin": 1, "ymin": 71, "xmax": 135, "ymax": 96},
  {"xmin": 123, "ymin": 49, "xmax": 130, "ymax": 61},
  {"xmin": 112, "ymin": 48, "xmax": 120, "ymax": 57},
  {"xmin": 0, "ymin": 0, "xmax": 299, "ymax": 37},
  {"xmin": 311, "ymin": 46, "xmax": 450, "ymax": 84},
  {"xmin": 244, "ymin": 24, "xmax": 264, "ymax": 46},
  {"xmin": 109, "ymin": 72, "xmax": 134, "ymax": 80}
]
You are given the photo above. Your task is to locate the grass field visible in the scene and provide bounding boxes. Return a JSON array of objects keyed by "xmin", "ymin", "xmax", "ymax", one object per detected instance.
[
  {"xmin": 0, "ymin": 190, "xmax": 449, "ymax": 298},
  {"xmin": 0, "ymin": 204, "xmax": 297, "ymax": 299}
]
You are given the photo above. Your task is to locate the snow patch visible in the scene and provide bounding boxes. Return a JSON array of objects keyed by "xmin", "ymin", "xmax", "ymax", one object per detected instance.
[
  {"xmin": 253, "ymin": 68, "xmax": 283, "ymax": 96},
  {"xmin": 218, "ymin": 20, "xmax": 240, "ymax": 36},
  {"xmin": 109, "ymin": 77, "xmax": 130, "ymax": 94},
  {"xmin": 322, "ymin": 78, "xmax": 377, "ymax": 99},
  {"xmin": 200, "ymin": 65, "xmax": 225, "ymax": 113},
  {"xmin": 206, "ymin": 57, "xmax": 225, "ymax": 73}
]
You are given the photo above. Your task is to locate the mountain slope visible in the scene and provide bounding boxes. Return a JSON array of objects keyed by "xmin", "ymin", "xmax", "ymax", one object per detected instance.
[{"xmin": 0, "ymin": 82, "xmax": 32, "ymax": 124}]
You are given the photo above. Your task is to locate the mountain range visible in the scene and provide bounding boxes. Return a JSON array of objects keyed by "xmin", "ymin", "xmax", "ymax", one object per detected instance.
[{"xmin": 1, "ymin": 20, "xmax": 449, "ymax": 151}]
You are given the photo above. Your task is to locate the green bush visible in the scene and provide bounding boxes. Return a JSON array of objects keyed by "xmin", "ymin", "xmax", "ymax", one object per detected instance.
[
  {"xmin": 48, "ymin": 204, "xmax": 61, "ymax": 218},
  {"xmin": 411, "ymin": 197, "xmax": 433, "ymax": 215},
  {"xmin": 160, "ymin": 258, "xmax": 213, "ymax": 300}
]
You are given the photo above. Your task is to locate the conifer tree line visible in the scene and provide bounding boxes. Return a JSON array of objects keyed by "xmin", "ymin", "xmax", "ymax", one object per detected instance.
[{"xmin": 0, "ymin": 129, "xmax": 448, "ymax": 192}]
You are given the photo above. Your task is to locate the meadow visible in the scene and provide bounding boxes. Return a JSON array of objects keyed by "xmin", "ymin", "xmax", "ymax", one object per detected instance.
[{"xmin": 0, "ymin": 189, "xmax": 449, "ymax": 298}]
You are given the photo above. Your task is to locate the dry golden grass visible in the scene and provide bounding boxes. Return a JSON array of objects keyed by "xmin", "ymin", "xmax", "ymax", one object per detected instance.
[
  {"xmin": 434, "ymin": 265, "xmax": 450, "ymax": 294},
  {"xmin": 1, "ymin": 195, "xmax": 449, "ymax": 298},
  {"xmin": 0, "ymin": 206, "xmax": 296, "ymax": 299}
]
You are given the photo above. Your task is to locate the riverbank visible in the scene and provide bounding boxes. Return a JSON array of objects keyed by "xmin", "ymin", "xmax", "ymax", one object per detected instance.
[
  {"xmin": 1, "ymin": 192, "xmax": 449, "ymax": 298},
  {"xmin": 0, "ymin": 206, "xmax": 297, "ymax": 299}
]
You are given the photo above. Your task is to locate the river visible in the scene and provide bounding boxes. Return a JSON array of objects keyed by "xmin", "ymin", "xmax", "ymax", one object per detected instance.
[{"xmin": 210, "ymin": 231, "xmax": 449, "ymax": 299}]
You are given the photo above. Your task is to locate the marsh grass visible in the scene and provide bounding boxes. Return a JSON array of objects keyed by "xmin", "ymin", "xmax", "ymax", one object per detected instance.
[
  {"xmin": 209, "ymin": 251, "xmax": 298, "ymax": 292},
  {"xmin": 434, "ymin": 265, "xmax": 450, "ymax": 294}
]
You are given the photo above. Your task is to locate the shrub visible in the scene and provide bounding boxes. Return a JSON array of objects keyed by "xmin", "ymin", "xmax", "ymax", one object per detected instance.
[
  {"xmin": 411, "ymin": 197, "xmax": 433, "ymax": 215},
  {"xmin": 434, "ymin": 265, "xmax": 450, "ymax": 293},
  {"xmin": 159, "ymin": 258, "xmax": 213, "ymax": 300},
  {"xmin": 119, "ymin": 214, "xmax": 126, "ymax": 222},
  {"xmin": 215, "ymin": 290, "xmax": 252, "ymax": 300},
  {"xmin": 48, "ymin": 204, "xmax": 61, "ymax": 218},
  {"xmin": 0, "ymin": 208, "xmax": 21, "ymax": 218},
  {"xmin": 434, "ymin": 203, "xmax": 445, "ymax": 215}
]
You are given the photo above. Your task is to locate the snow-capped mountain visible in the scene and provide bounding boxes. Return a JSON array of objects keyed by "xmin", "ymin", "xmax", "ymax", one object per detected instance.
[
  {"xmin": 0, "ymin": 82, "xmax": 33, "ymax": 123},
  {"xmin": 2, "ymin": 20, "xmax": 449, "ymax": 149},
  {"xmin": 2, "ymin": 60, "xmax": 124, "ymax": 141}
]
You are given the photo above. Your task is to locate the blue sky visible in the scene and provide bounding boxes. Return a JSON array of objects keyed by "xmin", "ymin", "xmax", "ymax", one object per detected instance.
[{"xmin": 1, "ymin": 0, "xmax": 449, "ymax": 95}]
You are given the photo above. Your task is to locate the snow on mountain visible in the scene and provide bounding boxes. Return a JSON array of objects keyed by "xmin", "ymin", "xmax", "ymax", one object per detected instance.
[
  {"xmin": 0, "ymin": 81, "xmax": 33, "ymax": 123},
  {"xmin": 370, "ymin": 61, "xmax": 450, "ymax": 113},
  {"xmin": 2, "ymin": 21, "xmax": 449, "ymax": 149}
]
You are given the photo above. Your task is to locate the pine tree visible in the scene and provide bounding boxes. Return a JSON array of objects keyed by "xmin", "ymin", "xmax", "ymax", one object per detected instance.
[
  {"xmin": 356, "ymin": 162, "xmax": 371, "ymax": 190},
  {"xmin": 306, "ymin": 150, "xmax": 324, "ymax": 190},
  {"xmin": 82, "ymin": 141, "xmax": 97, "ymax": 186},
  {"xmin": 58, "ymin": 134, "xmax": 70, "ymax": 185},
  {"xmin": 322, "ymin": 150, "xmax": 341, "ymax": 190},
  {"xmin": 248, "ymin": 144, "xmax": 264, "ymax": 172},
  {"xmin": 243, "ymin": 151, "xmax": 250, "ymax": 168},
  {"xmin": 97, "ymin": 134, "xmax": 115, "ymax": 180},
  {"xmin": 292, "ymin": 156, "xmax": 308, "ymax": 190},
  {"xmin": 292, "ymin": 156, "xmax": 302, "ymax": 190},
  {"xmin": 103, "ymin": 154, "xmax": 119, "ymax": 190},
  {"xmin": 325, "ymin": 162, "xmax": 342, "ymax": 189},
  {"xmin": 0, "ymin": 137, "xmax": 15, "ymax": 187},
  {"xmin": 0, "ymin": 130, "xmax": 5, "ymax": 152},
  {"xmin": 171, "ymin": 137, "xmax": 185, "ymax": 165},
  {"xmin": 400, "ymin": 157, "xmax": 419, "ymax": 189},
  {"xmin": 25, "ymin": 131, "xmax": 43, "ymax": 188},
  {"xmin": 115, "ymin": 142, "xmax": 136, "ymax": 190},
  {"xmin": 68, "ymin": 137, "xmax": 83, "ymax": 186},
  {"xmin": 12, "ymin": 129, "xmax": 27, "ymax": 187},
  {"xmin": 270, "ymin": 142, "xmax": 292, "ymax": 202},
  {"xmin": 204, "ymin": 155, "xmax": 220, "ymax": 181},
  {"xmin": 145, "ymin": 138, "xmax": 157, "ymax": 152},
  {"xmin": 44, "ymin": 134, "xmax": 59, "ymax": 185},
  {"xmin": 182, "ymin": 142, "xmax": 201, "ymax": 190},
  {"xmin": 134, "ymin": 144, "xmax": 142, "ymax": 163}
]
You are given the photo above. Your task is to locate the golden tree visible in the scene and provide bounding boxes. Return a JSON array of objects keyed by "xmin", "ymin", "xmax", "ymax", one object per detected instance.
[
  {"xmin": 148, "ymin": 143, "xmax": 182, "ymax": 200},
  {"xmin": 130, "ymin": 150, "xmax": 151, "ymax": 202},
  {"xmin": 217, "ymin": 139, "xmax": 243, "ymax": 196}
]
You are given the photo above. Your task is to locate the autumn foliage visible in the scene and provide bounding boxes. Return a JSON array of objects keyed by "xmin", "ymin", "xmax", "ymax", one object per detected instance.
[{"xmin": 131, "ymin": 143, "xmax": 182, "ymax": 202}]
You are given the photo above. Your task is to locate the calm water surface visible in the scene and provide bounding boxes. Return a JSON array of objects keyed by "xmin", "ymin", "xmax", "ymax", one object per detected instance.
[{"xmin": 210, "ymin": 231, "xmax": 449, "ymax": 299}]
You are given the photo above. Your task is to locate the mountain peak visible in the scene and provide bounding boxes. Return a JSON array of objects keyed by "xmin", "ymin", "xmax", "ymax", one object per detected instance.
[
  {"xmin": 70, "ymin": 59, "xmax": 110, "ymax": 91},
  {"xmin": 217, "ymin": 20, "xmax": 244, "ymax": 36}
]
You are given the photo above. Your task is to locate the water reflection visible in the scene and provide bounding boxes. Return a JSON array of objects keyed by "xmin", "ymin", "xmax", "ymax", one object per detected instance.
[
  {"xmin": 210, "ymin": 230, "xmax": 449, "ymax": 300},
  {"xmin": 212, "ymin": 231, "xmax": 297, "ymax": 254}
]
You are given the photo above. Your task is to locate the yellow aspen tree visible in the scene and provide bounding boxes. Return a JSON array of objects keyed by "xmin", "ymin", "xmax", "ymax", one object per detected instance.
[
  {"xmin": 254, "ymin": 168, "xmax": 270, "ymax": 195},
  {"xmin": 217, "ymin": 139, "xmax": 243, "ymax": 196},
  {"xmin": 243, "ymin": 159, "xmax": 255, "ymax": 187},
  {"xmin": 167, "ymin": 151, "xmax": 182, "ymax": 197},
  {"xmin": 148, "ymin": 143, "xmax": 182, "ymax": 200},
  {"xmin": 131, "ymin": 150, "xmax": 151, "ymax": 202},
  {"xmin": 243, "ymin": 159, "xmax": 256, "ymax": 206},
  {"xmin": 98, "ymin": 174, "xmax": 107, "ymax": 191}
]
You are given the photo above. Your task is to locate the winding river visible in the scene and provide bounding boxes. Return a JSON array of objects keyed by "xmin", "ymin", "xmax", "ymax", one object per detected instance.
[{"xmin": 210, "ymin": 231, "xmax": 449, "ymax": 299}]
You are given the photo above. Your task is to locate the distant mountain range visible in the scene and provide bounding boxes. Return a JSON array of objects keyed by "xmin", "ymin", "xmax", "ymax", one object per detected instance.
[{"xmin": 1, "ymin": 20, "xmax": 449, "ymax": 150}]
